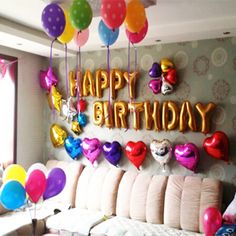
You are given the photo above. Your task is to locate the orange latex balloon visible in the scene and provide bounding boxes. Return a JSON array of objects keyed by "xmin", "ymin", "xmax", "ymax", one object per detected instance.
[
  {"xmin": 195, "ymin": 102, "xmax": 216, "ymax": 134},
  {"xmin": 93, "ymin": 101, "xmax": 104, "ymax": 126},
  {"xmin": 124, "ymin": 0, "xmax": 146, "ymax": 33},
  {"xmin": 179, "ymin": 101, "xmax": 197, "ymax": 132},
  {"xmin": 95, "ymin": 69, "xmax": 108, "ymax": 98},
  {"xmin": 123, "ymin": 71, "xmax": 139, "ymax": 99},
  {"xmin": 143, "ymin": 101, "xmax": 161, "ymax": 131},
  {"xmin": 114, "ymin": 101, "xmax": 128, "ymax": 129},
  {"xmin": 129, "ymin": 102, "xmax": 144, "ymax": 130},
  {"xmin": 110, "ymin": 69, "xmax": 125, "ymax": 99},
  {"xmin": 47, "ymin": 86, "xmax": 62, "ymax": 112},
  {"xmin": 50, "ymin": 124, "xmax": 67, "ymax": 147},
  {"xmin": 82, "ymin": 69, "xmax": 95, "ymax": 97},
  {"xmin": 162, "ymin": 101, "xmax": 179, "ymax": 131}
]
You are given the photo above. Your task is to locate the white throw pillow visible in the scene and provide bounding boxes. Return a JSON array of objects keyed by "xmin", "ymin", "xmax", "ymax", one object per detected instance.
[{"xmin": 223, "ymin": 193, "xmax": 236, "ymax": 224}]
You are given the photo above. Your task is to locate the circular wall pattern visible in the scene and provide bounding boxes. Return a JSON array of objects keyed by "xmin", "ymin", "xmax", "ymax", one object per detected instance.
[
  {"xmin": 191, "ymin": 41, "xmax": 198, "ymax": 48},
  {"xmin": 111, "ymin": 56, "xmax": 123, "ymax": 69},
  {"xmin": 193, "ymin": 55, "xmax": 209, "ymax": 76},
  {"xmin": 175, "ymin": 81, "xmax": 191, "ymax": 101},
  {"xmin": 209, "ymin": 164, "xmax": 226, "ymax": 181},
  {"xmin": 140, "ymin": 54, "xmax": 153, "ymax": 71},
  {"xmin": 84, "ymin": 58, "xmax": 95, "ymax": 71},
  {"xmin": 212, "ymin": 106, "xmax": 226, "ymax": 125},
  {"xmin": 173, "ymin": 51, "xmax": 189, "ymax": 69},
  {"xmin": 230, "ymin": 96, "xmax": 236, "ymax": 104},
  {"xmin": 212, "ymin": 79, "xmax": 230, "ymax": 101},
  {"xmin": 211, "ymin": 47, "xmax": 228, "ymax": 67}
]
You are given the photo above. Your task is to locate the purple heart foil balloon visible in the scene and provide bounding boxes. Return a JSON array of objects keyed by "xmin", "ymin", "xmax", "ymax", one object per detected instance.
[
  {"xmin": 39, "ymin": 67, "xmax": 58, "ymax": 91},
  {"xmin": 149, "ymin": 62, "xmax": 162, "ymax": 78},
  {"xmin": 148, "ymin": 78, "xmax": 162, "ymax": 94},
  {"xmin": 174, "ymin": 143, "xmax": 199, "ymax": 172},
  {"xmin": 102, "ymin": 141, "xmax": 122, "ymax": 166},
  {"xmin": 82, "ymin": 138, "xmax": 102, "ymax": 165}
]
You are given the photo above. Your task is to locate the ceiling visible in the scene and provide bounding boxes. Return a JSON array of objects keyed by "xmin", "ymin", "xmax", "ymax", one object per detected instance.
[{"xmin": 1, "ymin": 0, "xmax": 236, "ymax": 58}]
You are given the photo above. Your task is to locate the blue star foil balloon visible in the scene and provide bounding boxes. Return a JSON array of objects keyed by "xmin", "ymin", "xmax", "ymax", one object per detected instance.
[
  {"xmin": 64, "ymin": 136, "xmax": 82, "ymax": 160},
  {"xmin": 215, "ymin": 224, "xmax": 236, "ymax": 236},
  {"xmin": 77, "ymin": 113, "xmax": 87, "ymax": 127}
]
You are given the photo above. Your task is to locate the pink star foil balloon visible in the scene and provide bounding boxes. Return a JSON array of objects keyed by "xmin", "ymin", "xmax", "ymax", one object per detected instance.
[{"xmin": 39, "ymin": 67, "xmax": 58, "ymax": 91}]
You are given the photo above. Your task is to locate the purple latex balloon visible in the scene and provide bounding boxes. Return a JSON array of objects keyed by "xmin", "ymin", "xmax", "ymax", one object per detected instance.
[
  {"xmin": 82, "ymin": 138, "xmax": 102, "ymax": 165},
  {"xmin": 102, "ymin": 141, "xmax": 122, "ymax": 166},
  {"xmin": 41, "ymin": 3, "xmax": 65, "ymax": 38},
  {"xmin": 149, "ymin": 62, "xmax": 162, "ymax": 78},
  {"xmin": 43, "ymin": 167, "xmax": 66, "ymax": 200},
  {"xmin": 174, "ymin": 143, "xmax": 199, "ymax": 172},
  {"xmin": 39, "ymin": 67, "xmax": 58, "ymax": 91},
  {"xmin": 148, "ymin": 78, "xmax": 162, "ymax": 94}
]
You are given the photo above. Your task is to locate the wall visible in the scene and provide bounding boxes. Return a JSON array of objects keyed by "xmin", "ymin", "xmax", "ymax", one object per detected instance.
[
  {"xmin": 0, "ymin": 45, "xmax": 46, "ymax": 169},
  {"xmin": 47, "ymin": 37, "xmax": 236, "ymax": 204}
]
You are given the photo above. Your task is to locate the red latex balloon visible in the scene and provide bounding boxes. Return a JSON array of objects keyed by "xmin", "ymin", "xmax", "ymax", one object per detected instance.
[
  {"xmin": 101, "ymin": 0, "xmax": 126, "ymax": 30},
  {"xmin": 25, "ymin": 169, "xmax": 46, "ymax": 203},
  {"xmin": 203, "ymin": 207, "xmax": 222, "ymax": 236},
  {"xmin": 125, "ymin": 141, "xmax": 147, "ymax": 170},
  {"xmin": 77, "ymin": 99, "xmax": 87, "ymax": 113},
  {"xmin": 126, "ymin": 20, "xmax": 148, "ymax": 44},
  {"xmin": 203, "ymin": 131, "xmax": 230, "ymax": 162}
]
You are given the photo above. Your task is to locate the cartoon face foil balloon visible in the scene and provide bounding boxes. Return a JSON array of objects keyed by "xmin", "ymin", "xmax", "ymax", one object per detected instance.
[
  {"xmin": 150, "ymin": 139, "xmax": 172, "ymax": 169},
  {"xmin": 161, "ymin": 79, "xmax": 174, "ymax": 95}
]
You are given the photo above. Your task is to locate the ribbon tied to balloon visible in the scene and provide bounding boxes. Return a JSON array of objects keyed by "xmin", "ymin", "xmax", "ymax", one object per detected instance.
[
  {"xmin": 150, "ymin": 139, "xmax": 172, "ymax": 170},
  {"xmin": 148, "ymin": 59, "xmax": 177, "ymax": 95},
  {"xmin": 203, "ymin": 131, "xmax": 230, "ymax": 163},
  {"xmin": 82, "ymin": 138, "xmax": 102, "ymax": 166},
  {"xmin": 174, "ymin": 143, "xmax": 199, "ymax": 172},
  {"xmin": 102, "ymin": 141, "xmax": 122, "ymax": 167},
  {"xmin": 125, "ymin": 141, "xmax": 147, "ymax": 170}
]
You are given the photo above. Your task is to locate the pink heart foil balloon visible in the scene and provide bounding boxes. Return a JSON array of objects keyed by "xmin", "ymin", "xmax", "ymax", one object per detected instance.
[
  {"xmin": 82, "ymin": 138, "xmax": 102, "ymax": 165},
  {"xmin": 39, "ymin": 67, "xmax": 58, "ymax": 91},
  {"xmin": 174, "ymin": 143, "xmax": 199, "ymax": 172},
  {"xmin": 148, "ymin": 78, "xmax": 162, "ymax": 94}
]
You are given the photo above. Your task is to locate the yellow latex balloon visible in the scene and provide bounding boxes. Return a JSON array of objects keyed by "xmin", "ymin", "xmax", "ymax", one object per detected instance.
[
  {"xmin": 58, "ymin": 10, "xmax": 75, "ymax": 44},
  {"xmin": 3, "ymin": 164, "xmax": 27, "ymax": 186},
  {"xmin": 50, "ymin": 124, "xmax": 67, "ymax": 147},
  {"xmin": 125, "ymin": 0, "xmax": 146, "ymax": 33},
  {"xmin": 160, "ymin": 59, "xmax": 174, "ymax": 73},
  {"xmin": 47, "ymin": 86, "xmax": 62, "ymax": 112}
]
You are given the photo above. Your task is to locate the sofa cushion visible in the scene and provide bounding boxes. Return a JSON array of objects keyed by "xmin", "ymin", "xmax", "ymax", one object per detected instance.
[
  {"xmin": 90, "ymin": 216, "xmax": 204, "ymax": 236},
  {"xmin": 46, "ymin": 160, "xmax": 83, "ymax": 207},
  {"xmin": 46, "ymin": 208, "xmax": 105, "ymax": 235}
]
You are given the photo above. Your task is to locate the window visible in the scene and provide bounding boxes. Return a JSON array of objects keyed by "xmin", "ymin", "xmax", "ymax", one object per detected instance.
[{"xmin": 0, "ymin": 54, "xmax": 17, "ymax": 169}]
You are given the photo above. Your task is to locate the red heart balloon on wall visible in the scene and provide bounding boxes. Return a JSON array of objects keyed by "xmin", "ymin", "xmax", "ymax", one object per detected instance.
[
  {"xmin": 125, "ymin": 141, "xmax": 147, "ymax": 170},
  {"xmin": 203, "ymin": 131, "xmax": 230, "ymax": 162},
  {"xmin": 165, "ymin": 68, "xmax": 177, "ymax": 85}
]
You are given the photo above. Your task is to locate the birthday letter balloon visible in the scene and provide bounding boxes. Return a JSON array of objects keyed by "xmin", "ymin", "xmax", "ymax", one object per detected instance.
[
  {"xmin": 114, "ymin": 101, "xmax": 128, "ymax": 129},
  {"xmin": 203, "ymin": 131, "xmax": 230, "ymax": 162},
  {"xmin": 50, "ymin": 124, "xmax": 67, "ymax": 147},
  {"xmin": 93, "ymin": 101, "xmax": 104, "ymax": 126},
  {"xmin": 150, "ymin": 139, "xmax": 172, "ymax": 169},
  {"xmin": 162, "ymin": 101, "xmax": 179, "ymax": 131},
  {"xmin": 129, "ymin": 102, "xmax": 144, "ymax": 130}
]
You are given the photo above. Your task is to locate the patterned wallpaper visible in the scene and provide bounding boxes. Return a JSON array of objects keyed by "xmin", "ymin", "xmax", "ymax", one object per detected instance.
[{"xmin": 45, "ymin": 37, "xmax": 236, "ymax": 204}]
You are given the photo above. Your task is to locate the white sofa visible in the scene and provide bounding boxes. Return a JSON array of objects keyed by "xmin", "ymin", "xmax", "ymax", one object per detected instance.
[{"xmin": 45, "ymin": 160, "xmax": 222, "ymax": 236}]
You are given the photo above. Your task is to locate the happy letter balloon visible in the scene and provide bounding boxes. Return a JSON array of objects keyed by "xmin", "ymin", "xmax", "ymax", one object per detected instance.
[
  {"xmin": 174, "ymin": 143, "xmax": 199, "ymax": 172},
  {"xmin": 150, "ymin": 139, "xmax": 172, "ymax": 170},
  {"xmin": 203, "ymin": 131, "xmax": 230, "ymax": 163},
  {"xmin": 43, "ymin": 167, "xmax": 66, "ymax": 200},
  {"xmin": 41, "ymin": 3, "xmax": 65, "ymax": 38}
]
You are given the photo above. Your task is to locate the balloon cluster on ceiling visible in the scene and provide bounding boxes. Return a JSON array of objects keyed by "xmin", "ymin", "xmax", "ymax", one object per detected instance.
[{"xmin": 41, "ymin": 0, "xmax": 148, "ymax": 47}]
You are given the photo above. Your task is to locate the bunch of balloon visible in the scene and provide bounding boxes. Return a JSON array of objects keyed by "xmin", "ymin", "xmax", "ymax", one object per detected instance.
[{"xmin": 41, "ymin": 3, "xmax": 66, "ymax": 118}]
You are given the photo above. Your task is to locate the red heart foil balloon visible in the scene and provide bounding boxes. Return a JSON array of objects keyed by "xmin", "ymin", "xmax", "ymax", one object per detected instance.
[
  {"xmin": 203, "ymin": 131, "xmax": 230, "ymax": 162},
  {"xmin": 165, "ymin": 68, "xmax": 177, "ymax": 85},
  {"xmin": 125, "ymin": 141, "xmax": 147, "ymax": 170}
]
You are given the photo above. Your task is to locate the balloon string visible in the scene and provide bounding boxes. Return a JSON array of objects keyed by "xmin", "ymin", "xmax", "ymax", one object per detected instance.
[
  {"xmin": 126, "ymin": 41, "xmax": 131, "ymax": 131},
  {"xmin": 76, "ymin": 47, "xmax": 82, "ymax": 114},
  {"xmin": 133, "ymin": 44, "xmax": 137, "ymax": 72},
  {"xmin": 65, "ymin": 44, "xmax": 69, "ymax": 100},
  {"xmin": 107, "ymin": 45, "xmax": 111, "ymax": 120},
  {"xmin": 50, "ymin": 39, "xmax": 56, "ymax": 120}
]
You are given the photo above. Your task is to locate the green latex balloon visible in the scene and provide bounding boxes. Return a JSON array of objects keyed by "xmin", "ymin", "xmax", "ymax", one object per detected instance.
[{"xmin": 69, "ymin": 0, "xmax": 93, "ymax": 31}]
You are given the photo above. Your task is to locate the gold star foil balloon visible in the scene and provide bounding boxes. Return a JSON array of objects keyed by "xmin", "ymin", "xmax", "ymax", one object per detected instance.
[
  {"xmin": 71, "ymin": 121, "xmax": 82, "ymax": 135},
  {"xmin": 50, "ymin": 124, "xmax": 67, "ymax": 147},
  {"xmin": 47, "ymin": 85, "xmax": 62, "ymax": 112}
]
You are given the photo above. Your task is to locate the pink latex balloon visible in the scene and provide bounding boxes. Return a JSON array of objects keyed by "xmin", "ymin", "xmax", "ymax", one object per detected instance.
[
  {"xmin": 174, "ymin": 143, "xmax": 199, "ymax": 172},
  {"xmin": 203, "ymin": 207, "xmax": 222, "ymax": 236},
  {"xmin": 39, "ymin": 67, "xmax": 58, "ymax": 91},
  {"xmin": 101, "ymin": 0, "xmax": 126, "ymax": 30},
  {"xmin": 81, "ymin": 138, "xmax": 102, "ymax": 165},
  {"xmin": 25, "ymin": 169, "xmax": 46, "ymax": 203},
  {"xmin": 126, "ymin": 19, "xmax": 148, "ymax": 44},
  {"xmin": 0, "ymin": 59, "xmax": 7, "ymax": 79},
  {"xmin": 74, "ymin": 29, "xmax": 89, "ymax": 48}
]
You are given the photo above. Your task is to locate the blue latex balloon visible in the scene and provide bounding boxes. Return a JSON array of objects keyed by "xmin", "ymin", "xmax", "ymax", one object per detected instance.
[
  {"xmin": 98, "ymin": 20, "xmax": 119, "ymax": 46},
  {"xmin": 78, "ymin": 113, "xmax": 87, "ymax": 127},
  {"xmin": 64, "ymin": 136, "xmax": 82, "ymax": 159},
  {"xmin": 0, "ymin": 180, "xmax": 26, "ymax": 210}
]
